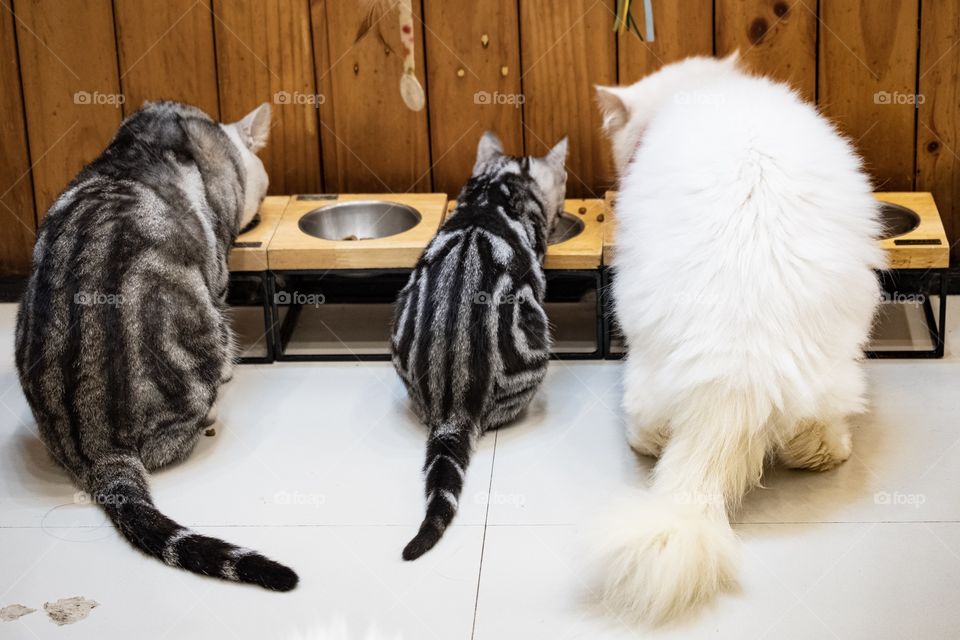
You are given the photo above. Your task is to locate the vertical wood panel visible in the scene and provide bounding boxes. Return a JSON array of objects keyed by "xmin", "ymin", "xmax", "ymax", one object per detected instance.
[
  {"xmin": 716, "ymin": 0, "xmax": 817, "ymax": 101},
  {"xmin": 15, "ymin": 0, "xmax": 122, "ymax": 217},
  {"xmin": 819, "ymin": 0, "xmax": 919, "ymax": 190},
  {"xmin": 917, "ymin": 0, "xmax": 960, "ymax": 262},
  {"xmin": 0, "ymin": 3, "xmax": 36, "ymax": 273},
  {"xmin": 311, "ymin": 0, "xmax": 431, "ymax": 193},
  {"xmin": 520, "ymin": 0, "xmax": 617, "ymax": 197},
  {"xmin": 214, "ymin": 0, "xmax": 322, "ymax": 195},
  {"xmin": 114, "ymin": 0, "xmax": 219, "ymax": 118},
  {"xmin": 423, "ymin": 0, "xmax": 522, "ymax": 196},
  {"xmin": 619, "ymin": 0, "xmax": 713, "ymax": 83}
]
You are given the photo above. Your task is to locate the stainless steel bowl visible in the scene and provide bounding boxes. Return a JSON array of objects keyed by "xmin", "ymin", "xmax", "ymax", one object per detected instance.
[
  {"xmin": 549, "ymin": 212, "xmax": 585, "ymax": 245},
  {"xmin": 298, "ymin": 200, "xmax": 421, "ymax": 241},
  {"xmin": 879, "ymin": 203, "xmax": 921, "ymax": 240}
]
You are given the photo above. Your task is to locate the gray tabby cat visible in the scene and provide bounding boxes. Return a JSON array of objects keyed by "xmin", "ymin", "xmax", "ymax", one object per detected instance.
[
  {"xmin": 15, "ymin": 101, "xmax": 297, "ymax": 590},
  {"xmin": 391, "ymin": 132, "xmax": 568, "ymax": 559}
]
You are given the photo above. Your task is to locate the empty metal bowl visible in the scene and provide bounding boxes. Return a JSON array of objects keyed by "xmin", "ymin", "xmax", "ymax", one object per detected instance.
[
  {"xmin": 298, "ymin": 200, "xmax": 421, "ymax": 241},
  {"xmin": 549, "ymin": 212, "xmax": 585, "ymax": 245},
  {"xmin": 878, "ymin": 202, "xmax": 921, "ymax": 240}
]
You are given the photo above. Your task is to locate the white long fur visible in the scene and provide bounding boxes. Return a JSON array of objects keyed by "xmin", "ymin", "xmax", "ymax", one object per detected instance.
[{"xmin": 594, "ymin": 56, "xmax": 885, "ymax": 624}]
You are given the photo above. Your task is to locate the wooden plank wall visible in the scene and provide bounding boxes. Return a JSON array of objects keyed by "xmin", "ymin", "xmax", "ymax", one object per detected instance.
[{"xmin": 1, "ymin": 0, "xmax": 959, "ymax": 273}]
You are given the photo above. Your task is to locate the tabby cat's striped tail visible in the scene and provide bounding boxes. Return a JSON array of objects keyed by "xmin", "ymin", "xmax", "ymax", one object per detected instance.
[
  {"xmin": 403, "ymin": 421, "xmax": 474, "ymax": 561},
  {"xmin": 90, "ymin": 454, "xmax": 298, "ymax": 591}
]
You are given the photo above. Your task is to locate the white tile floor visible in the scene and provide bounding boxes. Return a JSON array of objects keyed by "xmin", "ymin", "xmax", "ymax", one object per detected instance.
[{"xmin": 0, "ymin": 300, "xmax": 958, "ymax": 639}]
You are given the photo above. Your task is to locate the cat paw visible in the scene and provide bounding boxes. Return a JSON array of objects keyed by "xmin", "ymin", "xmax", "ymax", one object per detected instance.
[{"xmin": 781, "ymin": 420, "xmax": 851, "ymax": 472}]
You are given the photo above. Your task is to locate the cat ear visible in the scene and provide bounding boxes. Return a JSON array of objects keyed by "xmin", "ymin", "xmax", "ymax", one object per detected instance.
[
  {"xmin": 234, "ymin": 103, "xmax": 271, "ymax": 153},
  {"xmin": 722, "ymin": 50, "xmax": 741, "ymax": 68},
  {"xmin": 474, "ymin": 131, "xmax": 503, "ymax": 169},
  {"xmin": 545, "ymin": 136, "xmax": 568, "ymax": 170},
  {"xmin": 595, "ymin": 85, "xmax": 629, "ymax": 134}
]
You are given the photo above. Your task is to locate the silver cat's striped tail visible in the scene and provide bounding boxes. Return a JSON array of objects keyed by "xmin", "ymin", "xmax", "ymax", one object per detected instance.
[
  {"xmin": 91, "ymin": 454, "xmax": 298, "ymax": 591},
  {"xmin": 403, "ymin": 421, "xmax": 474, "ymax": 560}
]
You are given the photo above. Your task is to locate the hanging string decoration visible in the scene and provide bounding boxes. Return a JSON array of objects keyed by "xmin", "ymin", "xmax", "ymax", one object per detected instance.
[
  {"xmin": 355, "ymin": 0, "xmax": 426, "ymax": 112},
  {"xmin": 614, "ymin": 0, "xmax": 656, "ymax": 42}
]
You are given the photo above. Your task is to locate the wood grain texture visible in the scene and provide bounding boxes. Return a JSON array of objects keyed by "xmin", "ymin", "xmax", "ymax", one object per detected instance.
[
  {"xmin": 520, "ymin": 0, "xmax": 617, "ymax": 198},
  {"xmin": 916, "ymin": 0, "xmax": 960, "ymax": 262},
  {"xmin": 229, "ymin": 195, "xmax": 290, "ymax": 272},
  {"xmin": 15, "ymin": 0, "xmax": 123, "ymax": 217},
  {"xmin": 114, "ymin": 0, "xmax": 219, "ymax": 117},
  {"xmin": 618, "ymin": 0, "xmax": 713, "ymax": 83},
  {"xmin": 818, "ymin": 0, "xmax": 919, "ymax": 191},
  {"xmin": 311, "ymin": 0, "xmax": 431, "ymax": 193},
  {"xmin": 716, "ymin": 0, "xmax": 817, "ymax": 100},
  {"xmin": 543, "ymin": 199, "xmax": 604, "ymax": 269},
  {"xmin": 214, "ymin": 0, "xmax": 322, "ymax": 195},
  {"xmin": 0, "ymin": 3, "xmax": 36, "ymax": 273},
  {"xmin": 423, "ymin": 0, "xmax": 523, "ymax": 196}
]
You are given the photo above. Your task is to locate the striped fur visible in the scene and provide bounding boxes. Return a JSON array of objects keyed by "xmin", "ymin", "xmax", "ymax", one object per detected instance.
[
  {"xmin": 391, "ymin": 132, "xmax": 568, "ymax": 560},
  {"xmin": 15, "ymin": 101, "xmax": 297, "ymax": 591}
]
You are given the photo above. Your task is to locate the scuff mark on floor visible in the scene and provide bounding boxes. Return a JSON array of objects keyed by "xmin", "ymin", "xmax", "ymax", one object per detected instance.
[
  {"xmin": 0, "ymin": 604, "xmax": 36, "ymax": 621},
  {"xmin": 43, "ymin": 597, "xmax": 98, "ymax": 626}
]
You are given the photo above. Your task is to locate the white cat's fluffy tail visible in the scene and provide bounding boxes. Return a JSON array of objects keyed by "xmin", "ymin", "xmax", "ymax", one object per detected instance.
[
  {"xmin": 593, "ymin": 391, "xmax": 768, "ymax": 625},
  {"xmin": 593, "ymin": 493, "xmax": 739, "ymax": 624}
]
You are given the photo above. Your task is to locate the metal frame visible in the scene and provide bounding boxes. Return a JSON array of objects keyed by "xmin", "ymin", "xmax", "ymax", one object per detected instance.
[
  {"xmin": 866, "ymin": 268, "xmax": 948, "ymax": 359},
  {"xmin": 600, "ymin": 266, "xmax": 624, "ymax": 360},
  {"xmin": 546, "ymin": 269, "xmax": 604, "ymax": 360},
  {"xmin": 600, "ymin": 267, "xmax": 950, "ymax": 361},
  {"xmin": 266, "ymin": 267, "xmax": 605, "ymax": 362},
  {"xmin": 271, "ymin": 268, "xmax": 409, "ymax": 362},
  {"xmin": 229, "ymin": 271, "xmax": 277, "ymax": 364}
]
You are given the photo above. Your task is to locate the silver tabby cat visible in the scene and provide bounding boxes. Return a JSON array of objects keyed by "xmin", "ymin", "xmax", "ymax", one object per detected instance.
[
  {"xmin": 15, "ymin": 101, "xmax": 297, "ymax": 591},
  {"xmin": 391, "ymin": 132, "xmax": 567, "ymax": 560}
]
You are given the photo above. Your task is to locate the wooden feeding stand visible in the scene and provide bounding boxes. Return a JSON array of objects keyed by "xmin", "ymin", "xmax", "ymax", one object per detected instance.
[
  {"xmin": 228, "ymin": 195, "xmax": 288, "ymax": 363},
  {"xmin": 601, "ymin": 191, "xmax": 951, "ymax": 359},
  {"xmin": 870, "ymin": 192, "xmax": 950, "ymax": 358},
  {"xmin": 544, "ymin": 199, "xmax": 606, "ymax": 358},
  {"xmin": 265, "ymin": 193, "xmax": 448, "ymax": 361}
]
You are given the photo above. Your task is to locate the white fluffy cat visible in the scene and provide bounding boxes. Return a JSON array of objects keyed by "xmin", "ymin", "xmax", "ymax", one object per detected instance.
[{"xmin": 593, "ymin": 54, "xmax": 885, "ymax": 624}]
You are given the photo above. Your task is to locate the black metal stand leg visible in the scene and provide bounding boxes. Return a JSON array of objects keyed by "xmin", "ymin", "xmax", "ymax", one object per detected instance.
[
  {"xmin": 263, "ymin": 273, "xmax": 276, "ymax": 362},
  {"xmin": 275, "ymin": 303, "xmax": 303, "ymax": 360},
  {"xmin": 235, "ymin": 271, "xmax": 275, "ymax": 365},
  {"xmin": 936, "ymin": 270, "xmax": 948, "ymax": 358},
  {"xmin": 594, "ymin": 270, "xmax": 603, "ymax": 359}
]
